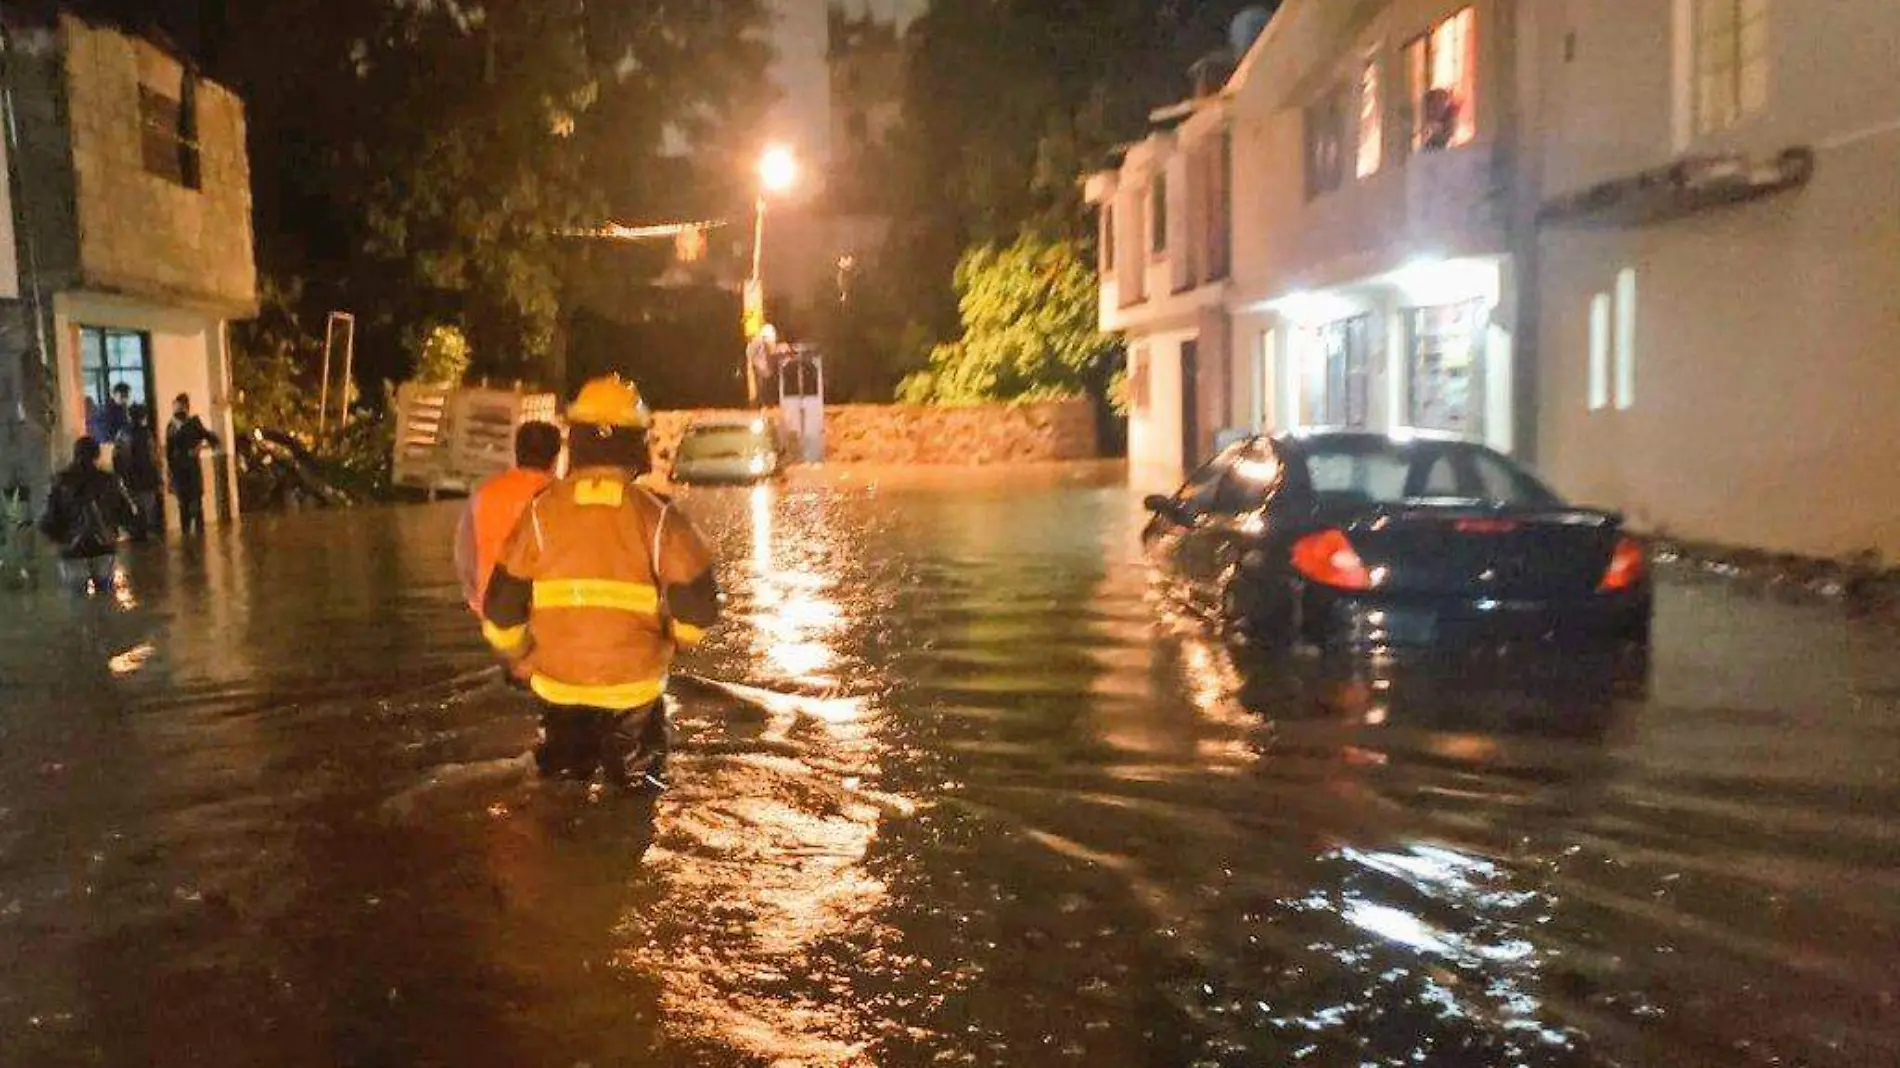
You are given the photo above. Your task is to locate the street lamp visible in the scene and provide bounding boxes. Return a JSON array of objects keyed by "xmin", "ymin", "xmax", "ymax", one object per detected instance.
[{"xmin": 745, "ymin": 143, "xmax": 797, "ymax": 406}]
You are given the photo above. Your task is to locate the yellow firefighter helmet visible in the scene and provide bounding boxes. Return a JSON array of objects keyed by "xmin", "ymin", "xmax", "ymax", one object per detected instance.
[{"xmin": 568, "ymin": 375, "xmax": 651, "ymax": 430}]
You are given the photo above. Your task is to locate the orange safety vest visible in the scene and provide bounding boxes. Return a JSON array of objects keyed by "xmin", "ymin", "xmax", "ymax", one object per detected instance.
[{"xmin": 456, "ymin": 467, "xmax": 555, "ymax": 613}]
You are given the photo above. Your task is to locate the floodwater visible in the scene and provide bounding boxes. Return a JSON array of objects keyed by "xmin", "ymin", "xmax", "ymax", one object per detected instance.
[{"xmin": 1, "ymin": 464, "xmax": 1896, "ymax": 1068}]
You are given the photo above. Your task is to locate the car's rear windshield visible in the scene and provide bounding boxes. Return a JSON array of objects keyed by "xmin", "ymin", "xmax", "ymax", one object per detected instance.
[
  {"xmin": 1296, "ymin": 439, "xmax": 1556, "ymax": 507},
  {"xmin": 678, "ymin": 427, "xmax": 764, "ymax": 458}
]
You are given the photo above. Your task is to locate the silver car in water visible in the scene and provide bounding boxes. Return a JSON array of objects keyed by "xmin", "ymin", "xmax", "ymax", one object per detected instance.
[{"xmin": 670, "ymin": 418, "xmax": 783, "ymax": 485}]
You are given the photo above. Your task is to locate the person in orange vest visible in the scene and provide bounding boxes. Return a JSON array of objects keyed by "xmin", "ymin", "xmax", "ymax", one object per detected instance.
[
  {"xmin": 456, "ymin": 420, "xmax": 563, "ymax": 615},
  {"xmin": 482, "ymin": 377, "xmax": 721, "ymax": 793}
]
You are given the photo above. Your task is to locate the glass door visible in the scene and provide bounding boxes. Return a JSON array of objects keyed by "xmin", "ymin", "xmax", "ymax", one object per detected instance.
[
  {"xmin": 1406, "ymin": 301, "xmax": 1487, "ymax": 439},
  {"xmin": 79, "ymin": 327, "xmax": 156, "ymax": 431}
]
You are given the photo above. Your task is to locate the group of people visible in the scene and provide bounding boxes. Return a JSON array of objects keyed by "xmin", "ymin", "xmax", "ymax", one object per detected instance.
[
  {"xmin": 38, "ymin": 390, "xmax": 222, "ymax": 591},
  {"xmin": 459, "ymin": 375, "xmax": 723, "ymax": 796}
]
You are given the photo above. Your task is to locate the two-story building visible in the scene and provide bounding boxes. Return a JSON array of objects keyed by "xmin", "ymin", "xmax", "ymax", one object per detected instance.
[
  {"xmin": 1096, "ymin": 0, "xmax": 1532, "ymax": 491},
  {"xmin": 1086, "ymin": 68, "xmax": 1239, "ymax": 491},
  {"xmin": 0, "ymin": 12, "xmax": 257, "ymax": 525},
  {"xmin": 1533, "ymin": 0, "xmax": 1900, "ymax": 558},
  {"xmin": 1226, "ymin": 0, "xmax": 1532, "ymax": 466}
]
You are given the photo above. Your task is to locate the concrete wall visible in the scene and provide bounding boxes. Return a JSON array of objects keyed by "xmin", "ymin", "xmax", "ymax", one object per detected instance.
[
  {"xmin": 61, "ymin": 14, "xmax": 258, "ymax": 314},
  {"xmin": 1534, "ymin": 0, "xmax": 1900, "ymax": 558},
  {"xmin": 649, "ymin": 399, "xmax": 1100, "ymax": 471}
]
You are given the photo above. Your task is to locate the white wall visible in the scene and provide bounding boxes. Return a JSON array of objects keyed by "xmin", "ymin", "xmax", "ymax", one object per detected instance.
[
  {"xmin": 1128, "ymin": 330, "xmax": 1193, "ymax": 492},
  {"xmin": 1535, "ymin": 0, "xmax": 1900, "ymax": 557}
]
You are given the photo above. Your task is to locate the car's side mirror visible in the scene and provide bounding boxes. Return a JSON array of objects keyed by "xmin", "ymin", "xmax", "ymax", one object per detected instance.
[{"xmin": 1144, "ymin": 494, "xmax": 1182, "ymax": 522}]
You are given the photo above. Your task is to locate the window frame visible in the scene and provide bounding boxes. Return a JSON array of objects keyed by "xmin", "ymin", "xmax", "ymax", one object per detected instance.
[
  {"xmin": 139, "ymin": 80, "xmax": 202, "ymax": 191},
  {"xmin": 1356, "ymin": 56, "xmax": 1383, "ymax": 179},
  {"xmin": 1405, "ymin": 7, "xmax": 1478, "ymax": 154},
  {"xmin": 1692, "ymin": 0, "xmax": 1769, "ymax": 137},
  {"xmin": 1303, "ymin": 83, "xmax": 1348, "ymax": 200},
  {"xmin": 1149, "ymin": 173, "xmax": 1169, "ymax": 258}
]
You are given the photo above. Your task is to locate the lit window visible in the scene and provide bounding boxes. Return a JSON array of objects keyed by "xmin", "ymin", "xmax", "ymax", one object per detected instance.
[
  {"xmin": 1149, "ymin": 175, "xmax": 1168, "ymax": 256},
  {"xmin": 1695, "ymin": 0, "xmax": 1769, "ymax": 136},
  {"xmin": 1614, "ymin": 268, "xmax": 1637, "ymax": 410},
  {"xmin": 1357, "ymin": 60, "xmax": 1383, "ymax": 178},
  {"xmin": 1587, "ymin": 292, "xmax": 1610, "ymax": 411},
  {"xmin": 1305, "ymin": 85, "xmax": 1347, "ymax": 198},
  {"xmin": 1405, "ymin": 8, "xmax": 1477, "ymax": 153}
]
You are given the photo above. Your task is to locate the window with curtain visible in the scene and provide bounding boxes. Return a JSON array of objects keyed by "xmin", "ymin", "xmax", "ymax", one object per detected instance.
[{"xmin": 1356, "ymin": 59, "xmax": 1383, "ymax": 178}]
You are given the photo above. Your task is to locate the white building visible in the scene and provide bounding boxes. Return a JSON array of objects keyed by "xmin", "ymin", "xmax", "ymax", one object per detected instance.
[
  {"xmin": 1095, "ymin": 0, "xmax": 1534, "ymax": 493},
  {"xmin": 1532, "ymin": 0, "xmax": 1900, "ymax": 559},
  {"xmin": 1086, "ymin": 75, "xmax": 1237, "ymax": 491}
]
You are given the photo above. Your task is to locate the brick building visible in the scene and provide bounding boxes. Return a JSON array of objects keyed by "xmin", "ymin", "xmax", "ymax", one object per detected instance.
[{"xmin": 0, "ymin": 12, "xmax": 257, "ymax": 525}]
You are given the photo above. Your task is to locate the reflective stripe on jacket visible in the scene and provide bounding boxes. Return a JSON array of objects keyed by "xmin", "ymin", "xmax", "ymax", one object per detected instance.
[
  {"xmin": 456, "ymin": 466, "xmax": 554, "ymax": 613},
  {"xmin": 481, "ymin": 467, "xmax": 721, "ymax": 710}
]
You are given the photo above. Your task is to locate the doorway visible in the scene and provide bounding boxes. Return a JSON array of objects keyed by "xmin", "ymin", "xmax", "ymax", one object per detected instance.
[
  {"xmin": 1180, "ymin": 338, "xmax": 1201, "ymax": 467},
  {"xmin": 79, "ymin": 327, "xmax": 156, "ymax": 429}
]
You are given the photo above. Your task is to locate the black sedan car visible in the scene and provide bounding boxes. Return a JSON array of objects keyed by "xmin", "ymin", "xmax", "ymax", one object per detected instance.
[{"xmin": 1143, "ymin": 430, "xmax": 1652, "ymax": 657}]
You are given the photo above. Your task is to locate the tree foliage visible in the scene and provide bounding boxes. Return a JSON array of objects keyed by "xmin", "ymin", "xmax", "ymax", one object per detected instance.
[
  {"xmin": 414, "ymin": 325, "xmax": 472, "ymax": 386},
  {"xmin": 72, "ymin": 0, "xmax": 773, "ymax": 395},
  {"xmin": 898, "ymin": 233, "xmax": 1118, "ymax": 405},
  {"xmin": 833, "ymin": 0, "xmax": 1269, "ymax": 400}
]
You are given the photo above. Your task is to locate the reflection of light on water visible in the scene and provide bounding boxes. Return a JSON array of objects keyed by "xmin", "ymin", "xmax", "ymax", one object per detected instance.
[
  {"xmin": 746, "ymin": 484, "xmax": 849, "ymax": 689},
  {"xmin": 615, "ymin": 759, "xmax": 902, "ymax": 1065},
  {"xmin": 1288, "ymin": 844, "xmax": 1575, "ymax": 1050},
  {"xmin": 107, "ymin": 642, "xmax": 156, "ymax": 676}
]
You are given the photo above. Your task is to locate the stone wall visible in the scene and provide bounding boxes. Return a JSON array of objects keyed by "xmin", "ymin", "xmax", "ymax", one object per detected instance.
[{"xmin": 647, "ymin": 399, "xmax": 1099, "ymax": 469}]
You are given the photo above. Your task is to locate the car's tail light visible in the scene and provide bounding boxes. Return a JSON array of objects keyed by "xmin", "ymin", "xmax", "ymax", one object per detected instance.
[
  {"xmin": 1291, "ymin": 529, "xmax": 1375, "ymax": 591},
  {"xmin": 1598, "ymin": 536, "xmax": 1648, "ymax": 593}
]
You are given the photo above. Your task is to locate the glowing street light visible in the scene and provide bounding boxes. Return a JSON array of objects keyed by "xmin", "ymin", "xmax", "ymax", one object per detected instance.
[
  {"xmin": 758, "ymin": 143, "xmax": 798, "ymax": 196},
  {"xmin": 746, "ymin": 144, "xmax": 799, "ymax": 406}
]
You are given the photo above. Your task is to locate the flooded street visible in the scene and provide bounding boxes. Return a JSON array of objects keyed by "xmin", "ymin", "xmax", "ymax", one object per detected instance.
[{"xmin": 1, "ymin": 465, "xmax": 1897, "ymax": 1067}]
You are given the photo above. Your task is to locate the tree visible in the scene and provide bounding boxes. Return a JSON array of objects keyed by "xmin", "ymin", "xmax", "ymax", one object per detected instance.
[
  {"xmin": 835, "ymin": 0, "xmax": 1270, "ymax": 399},
  {"xmin": 414, "ymin": 325, "xmax": 472, "ymax": 386},
  {"xmin": 898, "ymin": 233, "xmax": 1119, "ymax": 406}
]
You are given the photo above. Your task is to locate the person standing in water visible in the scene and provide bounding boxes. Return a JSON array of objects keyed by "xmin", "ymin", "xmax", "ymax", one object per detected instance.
[
  {"xmin": 165, "ymin": 393, "xmax": 221, "ymax": 534},
  {"xmin": 115, "ymin": 404, "xmax": 163, "ymax": 541},
  {"xmin": 482, "ymin": 377, "xmax": 722, "ymax": 794},
  {"xmin": 39, "ymin": 437, "xmax": 135, "ymax": 594},
  {"xmin": 456, "ymin": 420, "xmax": 563, "ymax": 616}
]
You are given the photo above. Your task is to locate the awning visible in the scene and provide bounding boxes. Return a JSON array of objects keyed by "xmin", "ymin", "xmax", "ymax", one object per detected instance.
[{"xmin": 1539, "ymin": 147, "xmax": 1816, "ymax": 229}]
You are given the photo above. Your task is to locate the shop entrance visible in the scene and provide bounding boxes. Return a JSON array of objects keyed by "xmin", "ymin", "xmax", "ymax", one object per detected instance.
[{"xmin": 1406, "ymin": 300, "xmax": 1488, "ymax": 439}]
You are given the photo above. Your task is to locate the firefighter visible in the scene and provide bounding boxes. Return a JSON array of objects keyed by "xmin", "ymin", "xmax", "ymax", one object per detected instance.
[{"xmin": 482, "ymin": 377, "xmax": 721, "ymax": 792}]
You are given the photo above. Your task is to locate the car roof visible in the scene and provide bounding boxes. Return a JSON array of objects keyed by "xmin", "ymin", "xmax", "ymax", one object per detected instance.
[
  {"xmin": 684, "ymin": 419, "xmax": 766, "ymax": 431},
  {"xmin": 1270, "ymin": 427, "xmax": 1479, "ymax": 453}
]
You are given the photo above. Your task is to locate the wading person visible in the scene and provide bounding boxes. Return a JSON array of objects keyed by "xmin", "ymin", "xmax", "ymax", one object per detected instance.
[
  {"xmin": 114, "ymin": 404, "xmax": 163, "ymax": 541},
  {"xmin": 456, "ymin": 419, "xmax": 562, "ymax": 616},
  {"xmin": 38, "ymin": 437, "xmax": 135, "ymax": 594},
  {"xmin": 165, "ymin": 393, "xmax": 221, "ymax": 534},
  {"xmin": 482, "ymin": 377, "xmax": 721, "ymax": 793}
]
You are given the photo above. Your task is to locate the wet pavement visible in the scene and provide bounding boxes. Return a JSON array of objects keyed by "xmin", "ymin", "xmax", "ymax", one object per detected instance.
[{"xmin": 1, "ymin": 464, "xmax": 1897, "ymax": 1067}]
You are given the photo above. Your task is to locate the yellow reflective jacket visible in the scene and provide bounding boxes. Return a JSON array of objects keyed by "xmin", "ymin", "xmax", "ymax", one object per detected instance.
[{"xmin": 482, "ymin": 467, "xmax": 720, "ymax": 710}]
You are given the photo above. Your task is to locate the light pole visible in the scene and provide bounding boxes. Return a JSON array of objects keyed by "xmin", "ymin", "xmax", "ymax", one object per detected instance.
[{"xmin": 745, "ymin": 144, "xmax": 798, "ymax": 406}]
